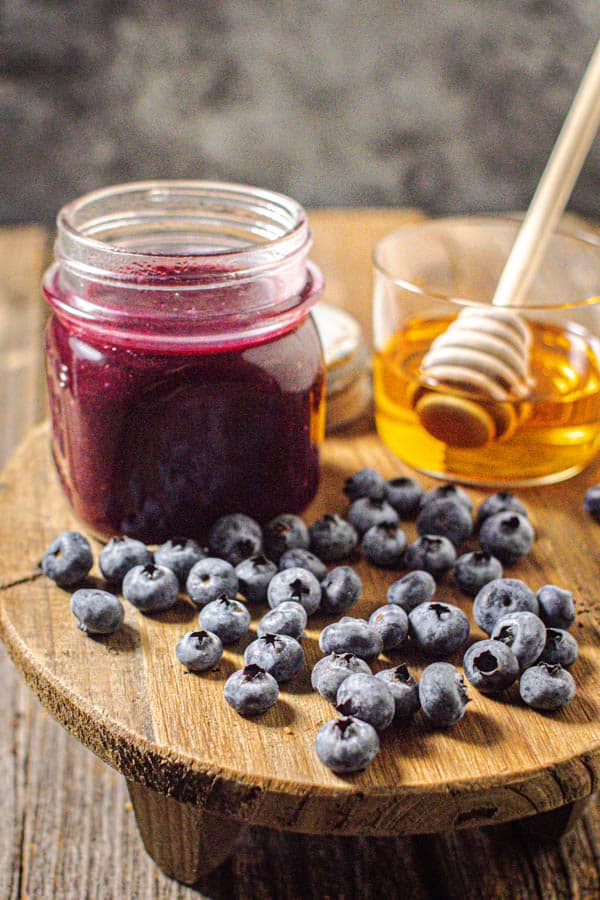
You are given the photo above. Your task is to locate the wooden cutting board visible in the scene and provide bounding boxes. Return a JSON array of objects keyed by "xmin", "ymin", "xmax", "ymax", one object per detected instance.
[{"xmin": 0, "ymin": 419, "xmax": 599, "ymax": 867}]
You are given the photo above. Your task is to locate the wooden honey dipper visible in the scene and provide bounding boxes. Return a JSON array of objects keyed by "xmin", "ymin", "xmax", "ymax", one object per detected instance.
[{"xmin": 417, "ymin": 39, "xmax": 600, "ymax": 449}]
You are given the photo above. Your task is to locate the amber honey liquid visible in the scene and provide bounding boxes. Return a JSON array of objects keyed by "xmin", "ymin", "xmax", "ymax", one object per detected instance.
[{"xmin": 374, "ymin": 316, "xmax": 600, "ymax": 485}]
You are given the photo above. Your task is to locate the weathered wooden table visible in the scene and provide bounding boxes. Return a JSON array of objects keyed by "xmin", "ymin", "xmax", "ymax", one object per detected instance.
[{"xmin": 1, "ymin": 213, "xmax": 599, "ymax": 899}]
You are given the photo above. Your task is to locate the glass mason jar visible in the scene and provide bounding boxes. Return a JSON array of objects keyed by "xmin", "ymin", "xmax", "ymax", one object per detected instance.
[
  {"xmin": 373, "ymin": 216, "xmax": 600, "ymax": 486},
  {"xmin": 43, "ymin": 181, "xmax": 326, "ymax": 542}
]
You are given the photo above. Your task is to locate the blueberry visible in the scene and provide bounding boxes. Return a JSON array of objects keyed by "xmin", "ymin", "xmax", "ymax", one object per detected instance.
[
  {"xmin": 540, "ymin": 628, "xmax": 579, "ymax": 667},
  {"xmin": 244, "ymin": 633, "xmax": 304, "ymax": 682},
  {"xmin": 583, "ymin": 484, "xmax": 600, "ymax": 522},
  {"xmin": 176, "ymin": 629, "xmax": 223, "ymax": 672},
  {"xmin": 420, "ymin": 484, "xmax": 473, "ymax": 513},
  {"xmin": 362, "ymin": 524, "xmax": 407, "ymax": 567},
  {"xmin": 476, "ymin": 491, "xmax": 528, "ymax": 527},
  {"xmin": 278, "ymin": 548, "xmax": 328, "ymax": 582},
  {"xmin": 208, "ymin": 513, "xmax": 263, "ymax": 566},
  {"xmin": 416, "ymin": 498, "xmax": 473, "ymax": 549},
  {"xmin": 319, "ymin": 616, "xmax": 383, "ymax": 662},
  {"xmin": 479, "ymin": 511, "xmax": 534, "ymax": 566},
  {"xmin": 419, "ymin": 662, "xmax": 469, "ymax": 727},
  {"xmin": 403, "ymin": 535, "xmax": 456, "ymax": 580},
  {"xmin": 536, "ymin": 584, "xmax": 576, "ymax": 630},
  {"xmin": 122, "ymin": 563, "xmax": 179, "ymax": 613},
  {"xmin": 309, "ymin": 514, "xmax": 358, "ymax": 562},
  {"xmin": 383, "ymin": 476, "xmax": 424, "ymax": 518},
  {"xmin": 186, "ymin": 557, "xmax": 238, "ymax": 608},
  {"xmin": 408, "ymin": 602, "xmax": 470, "ymax": 658},
  {"xmin": 199, "ymin": 597, "xmax": 251, "ymax": 644},
  {"xmin": 224, "ymin": 664, "xmax": 279, "ymax": 716},
  {"xmin": 375, "ymin": 665, "xmax": 420, "ymax": 718},
  {"xmin": 473, "ymin": 578, "xmax": 539, "ymax": 635},
  {"xmin": 264, "ymin": 514, "xmax": 309, "ymax": 562},
  {"xmin": 491, "ymin": 611, "xmax": 546, "ymax": 669},
  {"xmin": 463, "ymin": 639, "xmax": 519, "ymax": 693},
  {"xmin": 70, "ymin": 588, "xmax": 124, "ymax": 634},
  {"xmin": 154, "ymin": 538, "xmax": 205, "ymax": 587},
  {"xmin": 235, "ymin": 554, "xmax": 278, "ymax": 603},
  {"xmin": 314, "ymin": 716, "xmax": 380, "ymax": 773},
  {"xmin": 519, "ymin": 662, "xmax": 576, "ymax": 710},
  {"xmin": 452, "ymin": 550, "xmax": 503, "ymax": 597},
  {"xmin": 99, "ymin": 536, "xmax": 153, "ymax": 586},
  {"xmin": 311, "ymin": 652, "xmax": 371, "ymax": 703},
  {"xmin": 41, "ymin": 530, "xmax": 93, "ymax": 587},
  {"xmin": 387, "ymin": 571, "xmax": 436, "ymax": 612},
  {"xmin": 347, "ymin": 497, "xmax": 399, "ymax": 536},
  {"xmin": 267, "ymin": 567, "xmax": 321, "ymax": 615},
  {"xmin": 320, "ymin": 566, "xmax": 362, "ymax": 615},
  {"xmin": 368, "ymin": 605, "xmax": 409, "ymax": 651},
  {"xmin": 257, "ymin": 602, "xmax": 307, "ymax": 640},
  {"xmin": 336, "ymin": 673, "xmax": 395, "ymax": 731},
  {"xmin": 343, "ymin": 468, "xmax": 386, "ymax": 502}
]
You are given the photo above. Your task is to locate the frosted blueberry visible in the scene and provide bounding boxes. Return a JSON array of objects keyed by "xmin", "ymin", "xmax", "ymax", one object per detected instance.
[
  {"xmin": 224, "ymin": 664, "xmax": 279, "ymax": 716},
  {"xmin": 473, "ymin": 578, "xmax": 539, "ymax": 635},
  {"xmin": 368, "ymin": 605, "xmax": 409, "ymax": 651},
  {"xmin": 479, "ymin": 511, "xmax": 534, "ymax": 566},
  {"xmin": 257, "ymin": 601, "xmax": 307, "ymax": 640},
  {"xmin": 343, "ymin": 468, "xmax": 386, "ymax": 502},
  {"xmin": 278, "ymin": 548, "xmax": 328, "ymax": 582},
  {"xmin": 362, "ymin": 524, "xmax": 407, "ymax": 567},
  {"xmin": 199, "ymin": 597, "xmax": 251, "ymax": 644},
  {"xmin": 319, "ymin": 617, "xmax": 383, "ymax": 662},
  {"xmin": 244, "ymin": 633, "xmax": 304, "ymax": 682},
  {"xmin": 409, "ymin": 602, "xmax": 470, "ymax": 658},
  {"xmin": 463, "ymin": 639, "xmax": 519, "ymax": 693},
  {"xmin": 452, "ymin": 550, "xmax": 503, "ymax": 597},
  {"xmin": 70, "ymin": 588, "xmax": 124, "ymax": 635},
  {"xmin": 476, "ymin": 491, "xmax": 528, "ymax": 527},
  {"xmin": 267, "ymin": 567, "xmax": 321, "ymax": 615},
  {"xmin": 186, "ymin": 558, "xmax": 238, "ymax": 608},
  {"xmin": 519, "ymin": 663, "xmax": 576, "ymax": 711},
  {"xmin": 320, "ymin": 566, "xmax": 362, "ymax": 615},
  {"xmin": 208, "ymin": 513, "xmax": 263, "ymax": 566},
  {"xmin": 314, "ymin": 717, "xmax": 380, "ymax": 773},
  {"xmin": 536, "ymin": 584, "xmax": 576, "ymax": 630},
  {"xmin": 42, "ymin": 530, "xmax": 93, "ymax": 588},
  {"xmin": 122, "ymin": 563, "xmax": 179, "ymax": 612},
  {"xmin": 176, "ymin": 629, "xmax": 223, "ymax": 672},
  {"xmin": 540, "ymin": 628, "xmax": 579, "ymax": 668},
  {"xmin": 491, "ymin": 610, "xmax": 546, "ymax": 670},
  {"xmin": 264, "ymin": 514, "xmax": 310, "ymax": 562},
  {"xmin": 236, "ymin": 554, "xmax": 278, "ymax": 603},
  {"xmin": 347, "ymin": 497, "xmax": 399, "ymax": 536},
  {"xmin": 311, "ymin": 652, "xmax": 371, "ymax": 703},
  {"xmin": 336, "ymin": 673, "xmax": 395, "ymax": 731},
  {"xmin": 387, "ymin": 571, "xmax": 436, "ymax": 612},
  {"xmin": 309, "ymin": 514, "xmax": 358, "ymax": 562},
  {"xmin": 403, "ymin": 535, "xmax": 456, "ymax": 580},
  {"xmin": 154, "ymin": 538, "xmax": 205, "ymax": 587},
  {"xmin": 375, "ymin": 664, "xmax": 420, "ymax": 718},
  {"xmin": 383, "ymin": 476, "xmax": 424, "ymax": 518},
  {"xmin": 419, "ymin": 662, "xmax": 469, "ymax": 727},
  {"xmin": 99, "ymin": 536, "xmax": 153, "ymax": 586},
  {"xmin": 416, "ymin": 498, "xmax": 473, "ymax": 548},
  {"xmin": 420, "ymin": 484, "xmax": 473, "ymax": 513}
]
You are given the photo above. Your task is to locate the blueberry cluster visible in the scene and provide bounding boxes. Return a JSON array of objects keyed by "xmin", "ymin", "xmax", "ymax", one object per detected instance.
[{"xmin": 39, "ymin": 470, "xmax": 580, "ymax": 779}]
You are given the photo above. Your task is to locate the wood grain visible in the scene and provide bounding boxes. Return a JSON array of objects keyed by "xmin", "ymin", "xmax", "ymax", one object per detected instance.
[{"xmin": 2, "ymin": 215, "xmax": 600, "ymax": 896}]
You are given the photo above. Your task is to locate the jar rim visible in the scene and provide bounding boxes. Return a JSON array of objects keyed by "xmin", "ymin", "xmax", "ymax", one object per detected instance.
[
  {"xmin": 373, "ymin": 214, "xmax": 600, "ymax": 312},
  {"xmin": 55, "ymin": 179, "xmax": 310, "ymax": 285}
]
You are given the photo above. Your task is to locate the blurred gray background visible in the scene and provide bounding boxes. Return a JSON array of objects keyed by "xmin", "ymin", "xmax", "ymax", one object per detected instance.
[{"xmin": 2, "ymin": 0, "xmax": 600, "ymax": 224}]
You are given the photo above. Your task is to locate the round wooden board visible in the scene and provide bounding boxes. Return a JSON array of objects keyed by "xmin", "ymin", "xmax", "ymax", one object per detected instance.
[{"xmin": 0, "ymin": 422, "xmax": 599, "ymax": 836}]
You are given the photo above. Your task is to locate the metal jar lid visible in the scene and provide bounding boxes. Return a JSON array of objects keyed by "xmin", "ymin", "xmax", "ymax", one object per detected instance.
[{"xmin": 312, "ymin": 302, "xmax": 371, "ymax": 431}]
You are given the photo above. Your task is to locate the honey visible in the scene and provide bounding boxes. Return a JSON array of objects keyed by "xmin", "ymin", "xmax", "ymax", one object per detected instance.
[{"xmin": 374, "ymin": 316, "xmax": 600, "ymax": 486}]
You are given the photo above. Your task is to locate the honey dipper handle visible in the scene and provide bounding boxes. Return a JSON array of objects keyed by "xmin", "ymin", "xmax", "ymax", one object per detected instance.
[{"xmin": 493, "ymin": 39, "xmax": 600, "ymax": 308}]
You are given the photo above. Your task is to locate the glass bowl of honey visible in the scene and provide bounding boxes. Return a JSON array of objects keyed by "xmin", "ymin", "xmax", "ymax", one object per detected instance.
[{"xmin": 373, "ymin": 216, "xmax": 600, "ymax": 486}]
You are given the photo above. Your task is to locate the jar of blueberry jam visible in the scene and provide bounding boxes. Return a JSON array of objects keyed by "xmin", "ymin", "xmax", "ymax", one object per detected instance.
[{"xmin": 43, "ymin": 181, "xmax": 326, "ymax": 542}]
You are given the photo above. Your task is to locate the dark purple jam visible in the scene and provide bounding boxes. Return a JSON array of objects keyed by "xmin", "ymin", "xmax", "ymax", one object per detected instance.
[{"xmin": 44, "ymin": 284, "xmax": 325, "ymax": 543}]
